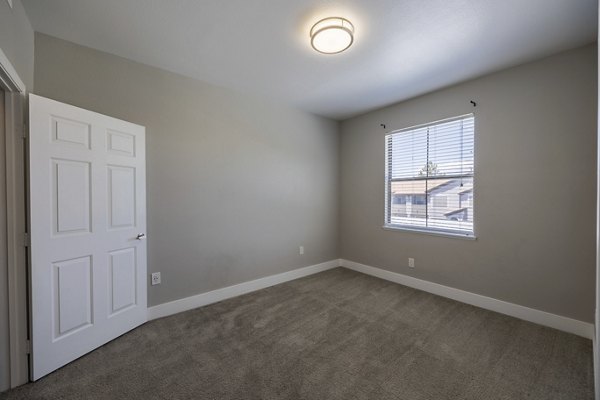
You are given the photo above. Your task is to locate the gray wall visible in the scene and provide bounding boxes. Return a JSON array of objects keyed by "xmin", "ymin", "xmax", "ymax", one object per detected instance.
[
  {"xmin": 0, "ymin": 91, "xmax": 8, "ymax": 391},
  {"xmin": 595, "ymin": 11, "xmax": 599, "ymax": 396},
  {"xmin": 33, "ymin": 33, "xmax": 339, "ymax": 307},
  {"xmin": 0, "ymin": 0, "xmax": 34, "ymax": 89},
  {"xmin": 340, "ymin": 44, "xmax": 597, "ymax": 323}
]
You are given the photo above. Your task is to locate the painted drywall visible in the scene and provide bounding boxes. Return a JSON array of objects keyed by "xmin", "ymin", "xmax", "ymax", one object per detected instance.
[
  {"xmin": 0, "ymin": 91, "xmax": 8, "ymax": 391},
  {"xmin": 0, "ymin": 0, "xmax": 34, "ymax": 89},
  {"xmin": 33, "ymin": 33, "xmax": 339, "ymax": 307},
  {"xmin": 595, "ymin": 11, "xmax": 599, "ymax": 397},
  {"xmin": 340, "ymin": 44, "xmax": 597, "ymax": 323}
]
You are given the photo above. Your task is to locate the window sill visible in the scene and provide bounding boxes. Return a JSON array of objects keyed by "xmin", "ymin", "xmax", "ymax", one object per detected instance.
[{"xmin": 382, "ymin": 225, "xmax": 477, "ymax": 240}]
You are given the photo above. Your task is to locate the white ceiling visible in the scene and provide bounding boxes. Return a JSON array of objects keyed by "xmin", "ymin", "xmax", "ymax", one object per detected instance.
[{"xmin": 22, "ymin": 0, "xmax": 597, "ymax": 120}]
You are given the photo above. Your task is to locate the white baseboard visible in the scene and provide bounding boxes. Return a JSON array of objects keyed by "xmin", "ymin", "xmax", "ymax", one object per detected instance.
[
  {"xmin": 148, "ymin": 259, "xmax": 341, "ymax": 320},
  {"xmin": 341, "ymin": 259, "xmax": 594, "ymax": 339},
  {"xmin": 594, "ymin": 333, "xmax": 599, "ymax": 400},
  {"xmin": 147, "ymin": 257, "xmax": 593, "ymax": 339}
]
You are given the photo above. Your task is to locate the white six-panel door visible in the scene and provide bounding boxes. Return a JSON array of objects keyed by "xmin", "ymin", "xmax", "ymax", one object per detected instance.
[{"xmin": 29, "ymin": 94, "xmax": 147, "ymax": 380}]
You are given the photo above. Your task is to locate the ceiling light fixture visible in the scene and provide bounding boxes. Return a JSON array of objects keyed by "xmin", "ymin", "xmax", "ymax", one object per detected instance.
[{"xmin": 310, "ymin": 17, "xmax": 354, "ymax": 54}]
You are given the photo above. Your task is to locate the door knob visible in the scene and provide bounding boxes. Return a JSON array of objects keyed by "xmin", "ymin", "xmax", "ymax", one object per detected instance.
[{"xmin": 136, "ymin": 233, "xmax": 146, "ymax": 240}]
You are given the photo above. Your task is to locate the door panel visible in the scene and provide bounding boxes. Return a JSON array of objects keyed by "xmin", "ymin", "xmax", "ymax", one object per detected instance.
[
  {"xmin": 107, "ymin": 130, "xmax": 135, "ymax": 156},
  {"xmin": 108, "ymin": 247, "xmax": 137, "ymax": 315},
  {"xmin": 51, "ymin": 116, "xmax": 91, "ymax": 148},
  {"xmin": 107, "ymin": 165, "xmax": 136, "ymax": 229},
  {"xmin": 29, "ymin": 94, "xmax": 147, "ymax": 380},
  {"xmin": 52, "ymin": 256, "xmax": 92, "ymax": 338},
  {"xmin": 52, "ymin": 159, "xmax": 91, "ymax": 235}
]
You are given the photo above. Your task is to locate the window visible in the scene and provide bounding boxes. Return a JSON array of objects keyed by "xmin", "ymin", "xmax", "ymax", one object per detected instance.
[
  {"xmin": 385, "ymin": 114, "xmax": 474, "ymax": 237},
  {"xmin": 411, "ymin": 195, "xmax": 426, "ymax": 205},
  {"xmin": 432, "ymin": 196, "xmax": 448, "ymax": 208},
  {"xmin": 392, "ymin": 195, "xmax": 407, "ymax": 205}
]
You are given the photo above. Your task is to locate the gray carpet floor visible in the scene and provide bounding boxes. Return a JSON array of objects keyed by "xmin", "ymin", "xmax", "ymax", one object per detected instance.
[{"xmin": 1, "ymin": 268, "xmax": 594, "ymax": 399}]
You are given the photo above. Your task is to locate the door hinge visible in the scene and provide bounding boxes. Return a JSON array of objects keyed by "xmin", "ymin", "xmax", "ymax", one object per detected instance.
[
  {"xmin": 22, "ymin": 122, "xmax": 28, "ymax": 140},
  {"xmin": 26, "ymin": 340, "xmax": 32, "ymax": 354},
  {"xmin": 23, "ymin": 232, "xmax": 30, "ymax": 247}
]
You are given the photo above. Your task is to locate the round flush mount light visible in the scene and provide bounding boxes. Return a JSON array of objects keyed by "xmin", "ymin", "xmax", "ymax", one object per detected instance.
[{"xmin": 310, "ymin": 17, "xmax": 354, "ymax": 54}]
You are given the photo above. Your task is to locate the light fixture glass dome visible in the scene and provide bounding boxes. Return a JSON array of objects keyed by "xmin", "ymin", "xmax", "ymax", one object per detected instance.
[{"xmin": 310, "ymin": 17, "xmax": 354, "ymax": 54}]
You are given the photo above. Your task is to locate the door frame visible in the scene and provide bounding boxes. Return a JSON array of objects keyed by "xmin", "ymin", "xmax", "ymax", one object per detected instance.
[{"xmin": 0, "ymin": 47, "xmax": 29, "ymax": 388}]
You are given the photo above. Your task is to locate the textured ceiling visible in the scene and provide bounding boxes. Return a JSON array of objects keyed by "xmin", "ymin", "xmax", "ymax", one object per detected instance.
[{"xmin": 22, "ymin": 0, "xmax": 598, "ymax": 120}]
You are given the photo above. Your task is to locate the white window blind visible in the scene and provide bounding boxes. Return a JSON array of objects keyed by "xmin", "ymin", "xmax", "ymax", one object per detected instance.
[{"xmin": 385, "ymin": 114, "xmax": 475, "ymax": 237}]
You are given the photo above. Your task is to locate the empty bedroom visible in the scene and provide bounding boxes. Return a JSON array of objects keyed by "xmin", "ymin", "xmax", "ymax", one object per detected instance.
[{"xmin": 0, "ymin": 0, "xmax": 599, "ymax": 399}]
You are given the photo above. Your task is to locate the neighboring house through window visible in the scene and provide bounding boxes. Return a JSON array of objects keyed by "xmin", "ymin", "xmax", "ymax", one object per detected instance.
[
  {"xmin": 384, "ymin": 114, "xmax": 475, "ymax": 237},
  {"xmin": 392, "ymin": 194, "xmax": 407, "ymax": 205}
]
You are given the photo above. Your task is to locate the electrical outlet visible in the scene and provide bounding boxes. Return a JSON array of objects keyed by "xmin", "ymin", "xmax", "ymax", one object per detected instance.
[
  {"xmin": 151, "ymin": 272, "xmax": 161, "ymax": 286},
  {"xmin": 408, "ymin": 258, "xmax": 415, "ymax": 268},
  {"xmin": 299, "ymin": 246, "xmax": 304, "ymax": 255}
]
